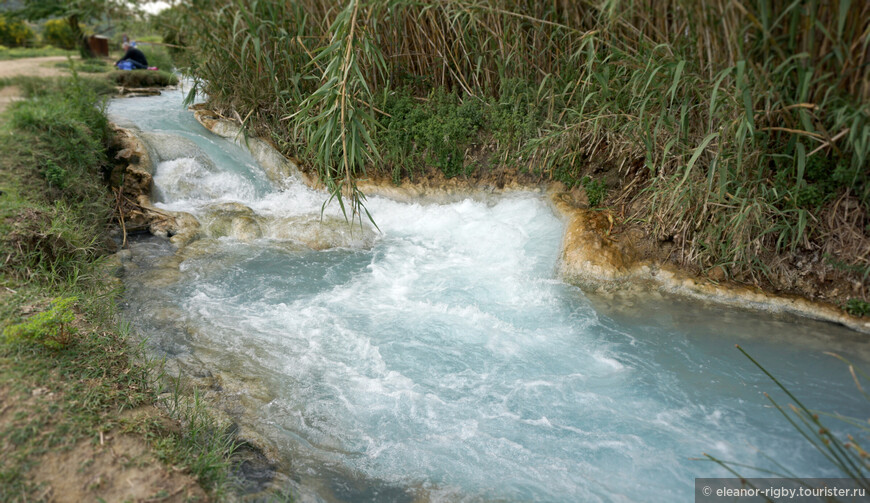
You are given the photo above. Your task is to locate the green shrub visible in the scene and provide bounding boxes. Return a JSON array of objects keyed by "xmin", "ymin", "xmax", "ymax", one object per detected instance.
[
  {"xmin": 109, "ymin": 69, "xmax": 178, "ymax": 87},
  {"xmin": 845, "ymin": 299, "xmax": 870, "ymax": 317},
  {"xmin": 0, "ymin": 15, "xmax": 35, "ymax": 48},
  {"xmin": 381, "ymin": 87, "xmax": 485, "ymax": 179},
  {"xmin": 3, "ymin": 297, "xmax": 79, "ymax": 349},
  {"xmin": 42, "ymin": 19, "xmax": 81, "ymax": 50},
  {"xmin": 581, "ymin": 176, "xmax": 608, "ymax": 208}
]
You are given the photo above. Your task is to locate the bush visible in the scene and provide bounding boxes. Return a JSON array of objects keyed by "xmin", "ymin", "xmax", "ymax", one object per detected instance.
[
  {"xmin": 382, "ymin": 88, "xmax": 485, "ymax": 179},
  {"xmin": 845, "ymin": 299, "xmax": 870, "ymax": 317},
  {"xmin": 42, "ymin": 19, "xmax": 81, "ymax": 50},
  {"xmin": 581, "ymin": 176, "xmax": 608, "ymax": 208},
  {"xmin": 0, "ymin": 15, "xmax": 35, "ymax": 48},
  {"xmin": 109, "ymin": 69, "xmax": 178, "ymax": 87},
  {"xmin": 3, "ymin": 297, "xmax": 79, "ymax": 349}
]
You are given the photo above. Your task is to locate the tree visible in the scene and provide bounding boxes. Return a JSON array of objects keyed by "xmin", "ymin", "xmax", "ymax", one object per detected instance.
[{"xmin": 14, "ymin": 0, "xmax": 138, "ymax": 58}]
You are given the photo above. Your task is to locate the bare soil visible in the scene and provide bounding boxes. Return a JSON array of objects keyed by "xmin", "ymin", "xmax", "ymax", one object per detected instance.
[
  {"xmin": 0, "ymin": 57, "xmax": 70, "ymax": 114},
  {"xmin": 36, "ymin": 408, "xmax": 207, "ymax": 503},
  {"xmin": 0, "ymin": 56, "xmax": 69, "ymax": 79}
]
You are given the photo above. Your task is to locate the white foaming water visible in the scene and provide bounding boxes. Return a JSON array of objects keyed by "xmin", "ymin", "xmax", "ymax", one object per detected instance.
[
  {"xmin": 114, "ymin": 90, "xmax": 870, "ymax": 502},
  {"xmin": 153, "ymin": 157, "xmax": 259, "ymax": 204}
]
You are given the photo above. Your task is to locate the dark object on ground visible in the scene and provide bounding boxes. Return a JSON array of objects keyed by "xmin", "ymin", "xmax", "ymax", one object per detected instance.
[
  {"xmin": 109, "ymin": 70, "xmax": 178, "ymax": 88},
  {"xmin": 88, "ymin": 36, "xmax": 109, "ymax": 57}
]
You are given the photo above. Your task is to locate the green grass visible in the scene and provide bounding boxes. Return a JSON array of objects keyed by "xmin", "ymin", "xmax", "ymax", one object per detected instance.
[
  {"xmin": 845, "ymin": 299, "xmax": 870, "ymax": 317},
  {"xmin": 109, "ymin": 69, "xmax": 178, "ymax": 87},
  {"xmin": 0, "ymin": 45, "xmax": 75, "ymax": 60},
  {"xmin": 0, "ymin": 73, "xmax": 234, "ymax": 500},
  {"xmin": 0, "ymin": 74, "xmax": 117, "ymax": 97},
  {"xmin": 55, "ymin": 59, "xmax": 110, "ymax": 74},
  {"xmin": 136, "ymin": 43, "xmax": 174, "ymax": 72}
]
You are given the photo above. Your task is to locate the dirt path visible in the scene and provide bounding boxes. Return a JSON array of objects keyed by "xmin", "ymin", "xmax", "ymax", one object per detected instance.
[
  {"xmin": 0, "ymin": 56, "xmax": 70, "ymax": 79},
  {"xmin": 0, "ymin": 57, "xmax": 75, "ymax": 114}
]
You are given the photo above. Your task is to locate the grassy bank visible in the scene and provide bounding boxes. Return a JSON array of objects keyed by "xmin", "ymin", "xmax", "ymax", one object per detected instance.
[
  {"xmin": 0, "ymin": 74, "xmax": 234, "ymax": 500},
  {"xmin": 0, "ymin": 45, "xmax": 75, "ymax": 60},
  {"xmin": 167, "ymin": 0, "xmax": 869, "ymax": 308}
]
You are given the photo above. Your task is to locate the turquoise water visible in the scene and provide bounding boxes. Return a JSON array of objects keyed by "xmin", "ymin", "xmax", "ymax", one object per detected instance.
[{"xmin": 111, "ymin": 91, "xmax": 870, "ymax": 502}]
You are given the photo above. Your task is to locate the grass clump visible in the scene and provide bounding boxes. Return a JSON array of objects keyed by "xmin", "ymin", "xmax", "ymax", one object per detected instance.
[
  {"xmin": 109, "ymin": 69, "xmax": 178, "ymax": 88},
  {"xmin": 55, "ymin": 58, "xmax": 109, "ymax": 73},
  {"xmin": 3, "ymin": 296, "xmax": 78, "ymax": 349},
  {"xmin": 0, "ymin": 45, "xmax": 75, "ymax": 60},
  {"xmin": 845, "ymin": 299, "xmax": 870, "ymax": 318},
  {"xmin": 153, "ymin": 386, "xmax": 238, "ymax": 495}
]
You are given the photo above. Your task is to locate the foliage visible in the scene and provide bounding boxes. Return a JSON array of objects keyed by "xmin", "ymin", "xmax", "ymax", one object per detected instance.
[
  {"xmin": 581, "ymin": 177, "xmax": 608, "ymax": 208},
  {"xmin": 175, "ymin": 0, "xmax": 869, "ymax": 288},
  {"xmin": 109, "ymin": 69, "xmax": 178, "ymax": 87},
  {"xmin": 43, "ymin": 18, "xmax": 82, "ymax": 50},
  {"xmin": 845, "ymin": 299, "xmax": 870, "ymax": 317},
  {"xmin": 151, "ymin": 384, "xmax": 239, "ymax": 494},
  {"xmin": 381, "ymin": 88, "xmax": 485, "ymax": 179},
  {"xmin": 0, "ymin": 44, "xmax": 74, "ymax": 60},
  {"xmin": 0, "ymin": 14, "xmax": 35, "ymax": 47},
  {"xmin": 3, "ymin": 297, "xmax": 78, "ymax": 349},
  {"xmin": 14, "ymin": 0, "xmax": 138, "ymax": 57}
]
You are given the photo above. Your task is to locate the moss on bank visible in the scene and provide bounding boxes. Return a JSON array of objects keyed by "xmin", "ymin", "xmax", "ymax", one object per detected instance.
[{"xmin": 0, "ymin": 75, "xmax": 234, "ymax": 500}]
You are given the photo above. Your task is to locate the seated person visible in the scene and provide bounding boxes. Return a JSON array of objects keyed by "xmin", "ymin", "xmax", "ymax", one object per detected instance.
[{"xmin": 115, "ymin": 42, "xmax": 148, "ymax": 70}]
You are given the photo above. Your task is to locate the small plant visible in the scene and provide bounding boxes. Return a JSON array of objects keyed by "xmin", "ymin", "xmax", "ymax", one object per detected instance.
[
  {"xmin": 845, "ymin": 299, "xmax": 870, "ymax": 317},
  {"xmin": 381, "ymin": 87, "xmax": 485, "ymax": 179},
  {"xmin": 701, "ymin": 347, "xmax": 869, "ymax": 492},
  {"xmin": 43, "ymin": 159, "xmax": 68, "ymax": 188},
  {"xmin": 581, "ymin": 176, "xmax": 608, "ymax": 207},
  {"xmin": 3, "ymin": 297, "xmax": 79, "ymax": 349}
]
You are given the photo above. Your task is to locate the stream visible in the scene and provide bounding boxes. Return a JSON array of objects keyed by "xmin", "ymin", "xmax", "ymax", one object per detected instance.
[{"xmin": 109, "ymin": 89, "xmax": 870, "ymax": 502}]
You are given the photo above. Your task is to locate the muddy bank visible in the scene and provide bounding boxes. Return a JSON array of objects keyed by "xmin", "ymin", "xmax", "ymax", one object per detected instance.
[{"xmin": 185, "ymin": 111, "xmax": 869, "ymax": 335}]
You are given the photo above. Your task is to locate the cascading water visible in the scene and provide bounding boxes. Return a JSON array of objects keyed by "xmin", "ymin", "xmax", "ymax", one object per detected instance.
[{"xmin": 110, "ymin": 90, "xmax": 870, "ymax": 502}]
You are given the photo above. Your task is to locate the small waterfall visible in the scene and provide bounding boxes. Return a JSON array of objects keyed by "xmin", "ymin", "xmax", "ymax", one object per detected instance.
[{"xmin": 110, "ymin": 90, "xmax": 870, "ymax": 502}]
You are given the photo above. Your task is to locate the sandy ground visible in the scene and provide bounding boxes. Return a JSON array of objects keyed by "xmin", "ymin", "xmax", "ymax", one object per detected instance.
[
  {"xmin": 0, "ymin": 56, "xmax": 70, "ymax": 78},
  {"xmin": 0, "ymin": 56, "xmax": 70, "ymax": 114}
]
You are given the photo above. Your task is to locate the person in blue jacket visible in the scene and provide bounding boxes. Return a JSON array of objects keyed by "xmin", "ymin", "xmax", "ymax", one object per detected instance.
[{"xmin": 115, "ymin": 42, "xmax": 148, "ymax": 70}]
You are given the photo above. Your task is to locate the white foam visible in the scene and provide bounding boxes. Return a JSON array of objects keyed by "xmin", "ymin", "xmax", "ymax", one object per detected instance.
[{"xmin": 153, "ymin": 157, "xmax": 257, "ymax": 206}]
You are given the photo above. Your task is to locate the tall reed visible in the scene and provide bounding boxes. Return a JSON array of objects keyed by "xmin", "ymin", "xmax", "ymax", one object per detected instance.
[{"xmin": 167, "ymin": 0, "xmax": 869, "ymax": 289}]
